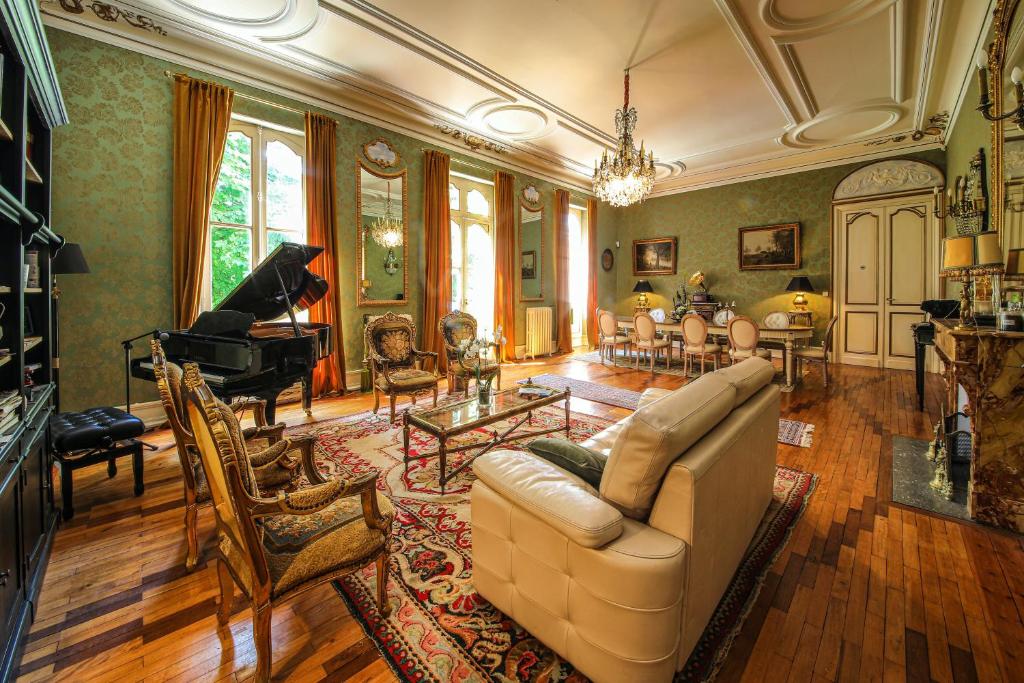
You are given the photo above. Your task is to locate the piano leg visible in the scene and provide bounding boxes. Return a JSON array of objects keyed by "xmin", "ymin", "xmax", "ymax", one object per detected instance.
[
  {"xmin": 914, "ymin": 341, "xmax": 926, "ymax": 411},
  {"xmin": 262, "ymin": 395, "xmax": 279, "ymax": 425},
  {"xmin": 302, "ymin": 373, "xmax": 314, "ymax": 416}
]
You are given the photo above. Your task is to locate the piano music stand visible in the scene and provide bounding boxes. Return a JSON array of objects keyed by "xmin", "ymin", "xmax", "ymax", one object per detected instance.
[{"xmin": 121, "ymin": 330, "xmax": 161, "ymax": 452}]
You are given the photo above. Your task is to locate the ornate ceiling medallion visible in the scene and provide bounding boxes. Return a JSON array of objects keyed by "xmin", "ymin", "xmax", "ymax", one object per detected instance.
[
  {"xmin": 363, "ymin": 138, "xmax": 400, "ymax": 168},
  {"xmin": 521, "ymin": 184, "xmax": 540, "ymax": 205},
  {"xmin": 434, "ymin": 124, "xmax": 508, "ymax": 154},
  {"xmin": 592, "ymin": 70, "xmax": 656, "ymax": 207}
]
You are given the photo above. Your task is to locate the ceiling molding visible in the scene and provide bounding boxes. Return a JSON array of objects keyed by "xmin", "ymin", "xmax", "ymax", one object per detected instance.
[
  {"xmin": 912, "ymin": 0, "xmax": 945, "ymax": 129},
  {"xmin": 760, "ymin": 0, "xmax": 897, "ymax": 43}
]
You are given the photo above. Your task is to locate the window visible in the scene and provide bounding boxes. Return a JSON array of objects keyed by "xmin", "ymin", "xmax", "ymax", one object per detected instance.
[
  {"xmin": 449, "ymin": 173, "xmax": 494, "ymax": 337},
  {"xmin": 208, "ymin": 119, "xmax": 306, "ymax": 309},
  {"xmin": 568, "ymin": 203, "xmax": 589, "ymax": 346}
]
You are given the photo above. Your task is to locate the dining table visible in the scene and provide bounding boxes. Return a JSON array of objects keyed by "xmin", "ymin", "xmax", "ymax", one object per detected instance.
[{"xmin": 615, "ymin": 315, "xmax": 814, "ymax": 388}]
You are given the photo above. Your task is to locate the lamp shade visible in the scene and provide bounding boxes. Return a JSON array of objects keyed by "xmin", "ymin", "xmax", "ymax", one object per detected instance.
[
  {"xmin": 941, "ymin": 235, "xmax": 976, "ymax": 275},
  {"xmin": 786, "ymin": 276, "xmax": 814, "ymax": 293},
  {"xmin": 974, "ymin": 231, "xmax": 1003, "ymax": 267},
  {"xmin": 52, "ymin": 243, "xmax": 90, "ymax": 275},
  {"xmin": 632, "ymin": 279, "xmax": 654, "ymax": 293}
]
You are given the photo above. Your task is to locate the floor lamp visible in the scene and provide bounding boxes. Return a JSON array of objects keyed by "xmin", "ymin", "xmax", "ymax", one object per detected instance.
[{"xmin": 51, "ymin": 243, "xmax": 90, "ymax": 413}]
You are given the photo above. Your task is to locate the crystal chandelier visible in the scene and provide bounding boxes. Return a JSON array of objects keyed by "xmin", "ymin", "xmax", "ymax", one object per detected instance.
[
  {"xmin": 593, "ymin": 70, "xmax": 656, "ymax": 207},
  {"xmin": 368, "ymin": 181, "xmax": 403, "ymax": 250}
]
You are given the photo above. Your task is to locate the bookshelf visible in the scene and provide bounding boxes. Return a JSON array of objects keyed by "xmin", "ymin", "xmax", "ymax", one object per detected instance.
[{"xmin": 0, "ymin": 1, "xmax": 68, "ymax": 680}]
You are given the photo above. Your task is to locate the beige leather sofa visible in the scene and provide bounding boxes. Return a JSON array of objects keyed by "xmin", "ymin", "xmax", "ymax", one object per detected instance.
[{"xmin": 471, "ymin": 358, "xmax": 779, "ymax": 683}]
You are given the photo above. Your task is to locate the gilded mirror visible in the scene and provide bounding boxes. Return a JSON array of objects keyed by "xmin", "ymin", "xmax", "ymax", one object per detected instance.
[
  {"xmin": 357, "ymin": 161, "xmax": 408, "ymax": 306},
  {"xmin": 994, "ymin": 0, "xmax": 1024, "ymax": 269},
  {"xmin": 518, "ymin": 199, "xmax": 544, "ymax": 301}
]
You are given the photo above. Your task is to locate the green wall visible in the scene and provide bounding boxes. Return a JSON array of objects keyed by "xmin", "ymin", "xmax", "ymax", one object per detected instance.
[
  {"xmin": 48, "ymin": 28, "xmax": 612, "ymax": 410},
  {"xmin": 612, "ymin": 150, "xmax": 945, "ymax": 341},
  {"xmin": 944, "ymin": 72, "xmax": 992, "ymax": 237}
]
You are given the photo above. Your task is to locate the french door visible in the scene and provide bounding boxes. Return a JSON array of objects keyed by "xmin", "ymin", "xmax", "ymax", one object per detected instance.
[
  {"xmin": 833, "ymin": 194, "xmax": 939, "ymax": 370},
  {"xmin": 568, "ymin": 204, "xmax": 589, "ymax": 346}
]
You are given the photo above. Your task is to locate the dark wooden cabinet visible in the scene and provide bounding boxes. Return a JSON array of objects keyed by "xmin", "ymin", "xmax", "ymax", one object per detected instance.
[{"xmin": 0, "ymin": 1, "xmax": 67, "ymax": 680}]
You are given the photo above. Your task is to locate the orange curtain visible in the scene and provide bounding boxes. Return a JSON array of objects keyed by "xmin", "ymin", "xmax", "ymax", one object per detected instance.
[
  {"xmin": 494, "ymin": 171, "xmax": 517, "ymax": 361},
  {"xmin": 586, "ymin": 197, "xmax": 599, "ymax": 348},
  {"xmin": 423, "ymin": 150, "xmax": 452, "ymax": 373},
  {"xmin": 555, "ymin": 189, "xmax": 572, "ymax": 353},
  {"xmin": 171, "ymin": 74, "xmax": 233, "ymax": 329},
  {"xmin": 305, "ymin": 112, "xmax": 346, "ymax": 395}
]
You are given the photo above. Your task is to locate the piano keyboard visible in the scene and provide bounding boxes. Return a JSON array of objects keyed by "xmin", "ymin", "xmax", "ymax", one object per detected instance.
[{"xmin": 135, "ymin": 361, "xmax": 227, "ymax": 387}]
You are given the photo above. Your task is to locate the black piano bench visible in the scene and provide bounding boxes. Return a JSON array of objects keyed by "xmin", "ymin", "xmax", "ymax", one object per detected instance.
[{"xmin": 49, "ymin": 407, "xmax": 147, "ymax": 520}]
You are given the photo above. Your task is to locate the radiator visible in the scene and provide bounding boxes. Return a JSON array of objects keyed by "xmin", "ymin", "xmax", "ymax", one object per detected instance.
[{"xmin": 525, "ymin": 306, "xmax": 554, "ymax": 358}]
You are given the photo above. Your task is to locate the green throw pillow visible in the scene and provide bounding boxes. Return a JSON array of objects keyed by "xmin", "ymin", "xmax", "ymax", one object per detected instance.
[{"xmin": 527, "ymin": 438, "xmax": 607, "ymax": 488}]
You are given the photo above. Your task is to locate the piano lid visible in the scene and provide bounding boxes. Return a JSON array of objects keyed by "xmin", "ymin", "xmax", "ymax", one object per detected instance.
[{"xmin": 215, "ymin": 242, "xmax": 328, "ymax": 321}]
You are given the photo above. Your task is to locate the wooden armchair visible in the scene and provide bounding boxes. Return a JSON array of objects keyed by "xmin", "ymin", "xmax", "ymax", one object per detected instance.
[
  {"xmin": 439, "ymin": 310, "xmax": 501, "ymax": 395},
  {"xmin": 364, "ymin": 312, "xmax": 441, "ymax": 422},
  {"xmin": 182, "ymin": 363, "xmax": 394, "ymax": 683},
  {"xmin": 151, "ymin": 339, "xmax": 318, "ymax": 571}
]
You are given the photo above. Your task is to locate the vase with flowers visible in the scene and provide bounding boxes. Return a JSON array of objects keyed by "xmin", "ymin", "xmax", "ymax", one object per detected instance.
[{"xmin": 458, "ymin": 325, "xmax": 507, "ymax": 403}]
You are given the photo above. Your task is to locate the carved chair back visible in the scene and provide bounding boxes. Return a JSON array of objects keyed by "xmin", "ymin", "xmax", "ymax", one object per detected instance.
[
  {"xmin": 728, "ymin": 315, "xmax": 761, "ymax": 351},
  {"xmin": 364, "ymin": 311, "xmax": 419, "ymax": 371},
  {"xmin": 439, "ymin": 310, "xmax": 478, "ymax": 361},
  {"xmin": 823, "ymin": 315, "xmax": 839, "ymax": 355},
  {"xmin": 681, "ymin": 314, "xmax": 710, "ymax": 351},
  {"xmin": 151, "ymin": 340, "xmax": 200, "ymax": 493},
  {"xmin": 633, "ymin": 312, "xmax": 658, "ymax": 342},
  {"xmin": 182, "ymin": 363, "xmax": 270, "ymax": 600},
  {"xmin": 598, "ymin": 310, "xmax": 619, "ymax": 339}
]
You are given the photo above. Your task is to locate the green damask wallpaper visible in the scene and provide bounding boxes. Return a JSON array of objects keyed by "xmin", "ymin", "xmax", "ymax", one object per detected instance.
[
  {"xmin": 47, "ymin": 28, "xmax": 614, "ymax": 410},
  {"xmin": 613, "ymin": 149, "xmax": 945, "ymax": 342}
]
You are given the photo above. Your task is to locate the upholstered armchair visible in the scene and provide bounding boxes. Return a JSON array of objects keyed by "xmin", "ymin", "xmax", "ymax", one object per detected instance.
[
  {"xmin": 150, "ymin": 339, "xmax": 318, "ymax": 571},
  {"xmin": 181, "ymin": 363, "xmax": 394, "ymax": 683},
  {"xmin": 364, "ymin": 311, "xmax": 441, "ymax": 422},
  {"xmin": 439, "ymin": 310, "xmax": 501, "ymax": 395}
]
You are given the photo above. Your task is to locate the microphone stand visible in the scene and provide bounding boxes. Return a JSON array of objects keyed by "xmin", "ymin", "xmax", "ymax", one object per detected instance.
[{"xmin": 121, "ymin": 330, "xmax": 161, "ymax": 451}]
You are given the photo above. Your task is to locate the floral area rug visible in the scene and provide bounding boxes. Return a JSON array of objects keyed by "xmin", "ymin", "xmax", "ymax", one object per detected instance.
[
  {"xmin": 516, "ymin": 373, "xmax": 641, "ymax": 409},
  {"xmin": 292, "ymin": 403, "xmax": 816, "ymax": 682}
]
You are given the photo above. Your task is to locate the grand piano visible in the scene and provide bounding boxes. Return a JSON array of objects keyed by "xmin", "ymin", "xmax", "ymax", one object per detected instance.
[
  {"xmin": 131, "ymin": 242, "xmax": 333, "ymax": 423},
  {"xmin": 911, "ymin": 299, "xmax": 959, "ymax": 410}
]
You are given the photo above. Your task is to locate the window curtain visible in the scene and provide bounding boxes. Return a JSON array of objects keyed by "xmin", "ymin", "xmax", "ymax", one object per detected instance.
[
  {"xmin": 494, "ymin": 171, "xmax": 517, "ymax": 361},
  {"xmin": 423, "ymin": 150, "xmax": 452, "ymax": 373},
  {"xmin": 305, "ymin": 112, "xmax": 346, "ymax": 395},
  {"xmin": 586, "ymin": 197, "xmax": 599, "ymax": 348},
  {"xmin": 171, "ymin": 74, "xmax": 234, "ymax": 329},
  {"xmin": 555, "ymin": 189, "xmax": 572, "ymax": 353}
]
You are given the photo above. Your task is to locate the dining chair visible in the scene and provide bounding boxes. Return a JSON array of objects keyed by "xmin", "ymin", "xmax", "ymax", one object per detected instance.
[
  {"xmin": 633, "ymin": 312, "xmax": 671, "ymax": 374},
  {"xmin": 597, "ymin": 309, "xmax": 631, "ymax": 364},
  {"xmin": 793, "ymin": 315, "xmax": 839, "ymax": 386},
  {"xmin": 182, "ymin": 363, "xmax": 394, "ymax": 683},
  {"xmin": 680, "ymin": 314, "xmax": 721, "ymax": 376},
  {"xmin": 727, "ymin": 315, "xmax": 772, "ymax": 364}
]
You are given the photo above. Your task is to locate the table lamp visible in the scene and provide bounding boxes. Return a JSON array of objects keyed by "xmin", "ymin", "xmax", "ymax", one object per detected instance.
[
  {"xmin": 52, "ymin": 242, "xmax": 90, "ymax": 411},
  {"xmin": 941, "ymin": 232, "xmax": 1005, "ymax": 328},
  {"xmin": 786, "ymin": 276, "xmax": 814, "ymax": 310},
  {"xmin": 632, "ymin": 280, "xmax": 653, "ymax": 313}
]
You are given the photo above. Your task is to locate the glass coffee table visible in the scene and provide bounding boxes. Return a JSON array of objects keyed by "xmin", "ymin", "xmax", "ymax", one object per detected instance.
[{"xmin": 402, "ymin": 383, "xmax": 570, "ymax": 493}]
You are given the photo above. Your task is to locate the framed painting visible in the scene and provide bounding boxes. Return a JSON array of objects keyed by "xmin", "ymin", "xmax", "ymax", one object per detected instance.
[
  {"xmin": 632, "ymin": 237, "xmax": 677, "ymax": 276},
  {"xmin": 520, "ymin": 250, "xmax": 537, "ymax": 279},
  {"xmin": 738, "ymin": 223, "xmax": 800, "ymax": 270}
]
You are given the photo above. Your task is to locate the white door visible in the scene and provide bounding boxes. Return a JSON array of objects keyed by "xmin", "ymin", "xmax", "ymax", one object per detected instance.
[{"xmin": 834, "ymin": 194, "xmax": 938, "ymax": 370}]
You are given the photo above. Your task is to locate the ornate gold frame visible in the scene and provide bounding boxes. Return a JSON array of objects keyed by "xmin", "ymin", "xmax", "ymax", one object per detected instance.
[
  {"xmin": 362, "ymin": 137, "xmax": 401, "ymax": 169},
  {"xmin": 518, "ymin": 198, "xmax": 545, "ymax": 302},
  {"xmin": 356, "ymin": 159, "xmax": 409, "ymax": 307},
  {"xmin": 986, "ymin": 0, "xmax": 1022, "ymax": 237}
]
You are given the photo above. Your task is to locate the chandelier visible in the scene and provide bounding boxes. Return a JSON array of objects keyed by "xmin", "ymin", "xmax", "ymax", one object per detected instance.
[{"xmin": 593, "ymin": 70, "xmax": 656, "ymax": 207}]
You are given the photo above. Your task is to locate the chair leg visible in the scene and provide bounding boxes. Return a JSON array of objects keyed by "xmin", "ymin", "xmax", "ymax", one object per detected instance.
[
  {"xmin": 372, "ymin": 388, "xmax": 380, "ymax": 415},
  {"xmin": 132, "ymin": 443, "xmax": 144, "ymax": 497},
  {"xmin": 824, "ymin": 360, "xmax": 830, "ymax": 387},
  {"xmin": 411, "ymin": 394, "xmax": 417, "ymax": 405},
  {"xmin": 433, "ymin": 385, "xmax": 439, "ymax": 406},
  {"xmin": 60, "ymin": 461, "xmax": 74, "ymax": 520},
  {"xmin": 665, "ymin": 344, "xmax": 672, "ymax": 370},
  {"xmin": 252, "ymin": 602, "xmax": 273, "ymax": 683},
  {"xmin": 375, "ymin": 552, "xmax": 391, "ymax": 617},
  {"xmin": 389, "ymin": 395, "xmax": 399, "ymax": 423},
  {"xmin": 184, "ymin": 502, "xmax": 200, "ymax": 571},
  {"xmin": 216, "ymin": 559, "xmax": 233, "ymax": 625}
]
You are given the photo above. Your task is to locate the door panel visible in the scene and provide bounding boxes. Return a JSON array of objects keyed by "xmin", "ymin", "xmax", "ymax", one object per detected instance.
[
  {"xmin": 845, "ymin": 211, "xmax": 879, "ymax": 305},
  {"xmin": 888, "ymin": 208, "xmax": 926, "ymax": 305},
  {"xmin": 889, "ymin": 312, "xmax": 925, "ymax": 358},
  {"xmin": 844, "ymin": 312, "xmax": 878, "ymax": 354}
]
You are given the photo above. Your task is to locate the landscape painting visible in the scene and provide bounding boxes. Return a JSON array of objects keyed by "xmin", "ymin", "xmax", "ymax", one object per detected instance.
[
  {"xmin": 633, "ymin": 237, "xmax": 677, "ymax": 276},
  {"xmin": 738, "ymin": 223, "xmax": 801, "ymax": 270}
]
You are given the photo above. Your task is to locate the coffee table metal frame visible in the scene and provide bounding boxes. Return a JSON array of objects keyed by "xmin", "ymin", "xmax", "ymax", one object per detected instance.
[{"xmin": 402, "ymin": 386, "xmax": 571, "ymax": 493}]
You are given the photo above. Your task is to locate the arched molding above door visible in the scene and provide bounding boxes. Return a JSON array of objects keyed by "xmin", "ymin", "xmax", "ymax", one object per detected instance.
[{"xmin": 833, "ymin": 159, "xmax": 944, "ymax": 201}]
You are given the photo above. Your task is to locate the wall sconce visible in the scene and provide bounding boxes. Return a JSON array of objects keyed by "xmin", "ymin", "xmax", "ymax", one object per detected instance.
[
  {"xmin": 977, "ymin": 55, "xmax": 1024, "ymax": 129},
  {"xmin": 932, "ymin": 148, "xmax": 987, "ymax": 234}
]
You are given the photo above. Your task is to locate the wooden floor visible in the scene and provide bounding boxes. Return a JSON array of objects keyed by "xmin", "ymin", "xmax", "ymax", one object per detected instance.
[{"xmin": 13, "ymin": 355, "xmax": 1024, "ymax": 682}]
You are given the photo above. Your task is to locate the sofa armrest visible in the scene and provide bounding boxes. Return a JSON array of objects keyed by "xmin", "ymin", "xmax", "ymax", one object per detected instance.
[
  {"xmin": 472, "ymin": 450, "xmax": 623, "ymax": 548},
  {"xmin": 637, "ymin": 387, "xmax": 672, "ymax": 409}
]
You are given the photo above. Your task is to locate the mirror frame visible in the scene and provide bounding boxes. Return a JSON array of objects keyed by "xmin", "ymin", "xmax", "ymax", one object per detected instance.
[
  {"xmin": 518, "ymin": 198, "xmax": 545, "ymax": 302},
  {"xmin": 356, "ymin": 159, "xmax": 409, "ymax": 307},
  {"xmin": 987, "ymin": 0, "xmax": 1022, "ymax": 238}
]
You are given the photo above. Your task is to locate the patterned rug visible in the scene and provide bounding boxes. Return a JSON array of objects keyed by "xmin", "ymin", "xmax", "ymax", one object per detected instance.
[
  {"xmin": 778, "ymin": 419, "xmax": 815, "ymax": 447},
  {"xmin": 516, "ymin": 373, "xmax": 641, "ymax": 409},
  {"xmin": 575, "ymin": 349, "xmax": 796, "ymax": 393},
  {"xmin": 292, "ymin": 405, "xmax": 816, "ymax": 682}
]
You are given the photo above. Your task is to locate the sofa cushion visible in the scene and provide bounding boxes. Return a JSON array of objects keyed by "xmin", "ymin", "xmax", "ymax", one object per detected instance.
[
  {"xmin": 528, "ymin": 438, "xmax": 607, "ymax": 488},
  {"xmin": 599, "ymin": 374, "xmax": 736, "ymax": 519},
  {"xmin": 712, "ymin": 357, "xmax": 775, "ymax": 406}
]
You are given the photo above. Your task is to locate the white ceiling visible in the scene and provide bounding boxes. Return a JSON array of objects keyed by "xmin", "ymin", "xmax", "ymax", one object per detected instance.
[{"xmin": 40, "ymin": 0, "xmax": 993, "ymax": 196}]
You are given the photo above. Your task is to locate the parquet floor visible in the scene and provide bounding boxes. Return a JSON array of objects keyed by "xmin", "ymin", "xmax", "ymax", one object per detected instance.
[{"xmin": 13, "ymin": 355, "xmax": 1024, "ymax": 682}]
